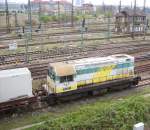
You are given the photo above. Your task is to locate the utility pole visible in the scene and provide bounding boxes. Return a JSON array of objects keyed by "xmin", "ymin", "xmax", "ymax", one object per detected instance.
[
  {"xmin": 14, "ymin": 11, "xmax": 18, "ymax": 27},
  {"xmin": 119, "ymin": 0, "xmax": 121, "ymax": 13},
  {"xmin": 71, "ymin": 0, "xmax": 74, "ymax": 27},
  {"xmin": 25, "ymin": 34, "xmax": 29, "ymax": 63},
  {"xmin": 58, "ymin": 1, "xmax": 60, "ymax": 24},
  {"xmin": 102, "ymin": 1, "xmax": 105, "ymax": 14},
  {"xmin": 28, "ymin": 0, "xmax": 32, "ymax": 39},
  {"xmin": 131, "ymin": 2, "xmax": 133, "ymax": 9},
  {"xmin": 143, "ymin": 0, "xmax": 146, "ymax": 40},
  {"xmin": 143, "ymin": 0, "xmax": 146, "ymax": 12},
  {"xmin": 81, "ymin": 17, "xmax": 85, "ymax": 47},
  {"xmin": 5, "ymin": 0, "xmax": 10, "ymax": 33},
  {"xmin": 132, "ymin": 0, "xmax": 136, "ymax": 39},
  {"xmin": 25, "ymin": 0, "xmax": 32, "ymax": 63},
  {"xmin": 38, "ymin": 0, "xmax": 41, "ymax": 24},
  {"xmin": 63, "ymin": 0, "xmax": 67, "ymax": 46},
  {"xmin": 107, "ymin": 15, "xmax": 111, "ymax": 40},
  {"xmin": 14, "ymin": 11, "xmax": 19, "ymax": 33},
  {"xmin": 38, "ymin": 0, "xmax": 43, "ymax": 59}
]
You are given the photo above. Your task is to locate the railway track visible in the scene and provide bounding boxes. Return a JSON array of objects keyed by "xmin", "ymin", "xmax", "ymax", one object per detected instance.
[
  {"xmin": 0, "ymin": 27, "xmax": 115, "ymax": 41},
  {"xmin": 0, "ymin": 21, "xmax": 115, "ymax": 33},
  {"xmin": 139, "ymin": 77, "xmax": 150, "ymax": 87},
  {"xmin": 0, "ymin": 39, "xmax": 150, "ymax": 65},
  {"xmin": 0, "ymin": 32, "xmax": 147, "ymax": 50},
  {"xmin": 0, "ymin": 53, "xmax": 150, "ymax": 80},
  {"xmin": 0, "ymin": 21, "xmax": 115, "ymax": 41},
  {"xmin": 0, "ymin": 39, "xmax": 149, "ymax": 80}
]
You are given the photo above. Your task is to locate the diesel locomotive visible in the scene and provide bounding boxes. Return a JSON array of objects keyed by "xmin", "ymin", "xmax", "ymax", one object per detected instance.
[{"xmin": 46, "ymin": 54, "xmax": 141, "ymax": 104}]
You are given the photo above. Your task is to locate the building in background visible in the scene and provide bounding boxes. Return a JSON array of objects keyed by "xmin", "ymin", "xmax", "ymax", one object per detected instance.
[
  {"xmin": 115, "ymin": 9, "xmax": 147, "ymax": 34},
  {"xmin": 31, "ymin": 0, "xmax": 72, "ymax": 15},
  {"xmin": 82, "ymin": 3, "xmax": 94, "ymax": 14},
  {"xmin": 31, "ymin": 0, "xmax": 51, "ymax": 15},
  {"xmin": 54, "ymin": 0, "xmax": 72, "ymax": 14}
]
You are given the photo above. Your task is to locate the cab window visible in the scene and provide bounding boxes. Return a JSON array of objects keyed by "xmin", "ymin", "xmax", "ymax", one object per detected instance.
[
  {"xmin": 126, "ymin": 59, "xmax": 131, "ymax": 61},
  {"xmin": 60, "ymin": 75, "xmax": 73, "ymax": 83},
  {"xmin": 48, "ymin": 68, "xmax": 55, "ymax": 81}
]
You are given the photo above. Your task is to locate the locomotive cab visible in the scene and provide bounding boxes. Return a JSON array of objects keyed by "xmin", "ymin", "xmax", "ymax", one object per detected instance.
[{"xmin": 47, "ymin": 62, "xmax": 77, "ymax": 93}]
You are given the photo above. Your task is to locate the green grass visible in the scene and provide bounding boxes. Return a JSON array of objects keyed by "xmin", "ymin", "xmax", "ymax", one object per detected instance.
[
  {"xmin": 1, "ymin": 87, "xmax": 150, "ymax": 130},
  {"xmin": 28, "ymin": 94, "xmax": 150, "ymax": 130},
  {"xmin": 0, "ymin": 112, "xmax": 57, "ymax": 130}
]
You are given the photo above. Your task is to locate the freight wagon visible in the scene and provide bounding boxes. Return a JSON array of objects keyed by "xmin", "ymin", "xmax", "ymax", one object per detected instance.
[{"xmin": 0, "ymin": 68, "xmax": 36, "ymax": 112}]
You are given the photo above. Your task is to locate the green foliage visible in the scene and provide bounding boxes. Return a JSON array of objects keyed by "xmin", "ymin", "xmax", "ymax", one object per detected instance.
[
  {"xmin": 77, "ymin": 14, "xmax": 93, "ymax": 20},
  {"xmin": 40, "ymin": 14, "xmax": 81, "ymax": 23},
  {"xmin": 39, "ymin": 14, "xmax": 93, "ymax": 23},
  {"xmin": 34, "ymin": 96, "xmax": 150, "ymax": 130},
  {"xmin": 40, "ymin": 15, "xmax": 51, "ymax": 23},
  {"xmin": 105, "ymin": 11, "xmax": 113, "ymax": 17}
]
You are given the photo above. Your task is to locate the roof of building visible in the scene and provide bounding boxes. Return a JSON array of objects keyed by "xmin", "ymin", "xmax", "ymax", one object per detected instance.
[
  {"xmin": 82, "ymin": 3, "xmax": 93, "ymax": 7},
  {"xmin": 116, "ymin": 9, "xmax": 146, "ymax": 17},
  {"xmin": 31, "ymin": 0, "xmax": 71, "ymax": 5}
]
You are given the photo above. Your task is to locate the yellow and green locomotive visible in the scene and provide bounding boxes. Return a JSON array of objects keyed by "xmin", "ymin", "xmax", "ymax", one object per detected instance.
[{"xmin": 47, "ymin": 54, "xmax": 140, "ymax": 102}]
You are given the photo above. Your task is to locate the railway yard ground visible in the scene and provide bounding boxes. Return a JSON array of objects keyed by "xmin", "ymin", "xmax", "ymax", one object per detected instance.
[
  {"xmin": 0, "ymin": 35, "xmax": 150, "ymax": 129},
  {"xmin": 1, "ymin": 18, "xmax": 150, "ymax": 130}
]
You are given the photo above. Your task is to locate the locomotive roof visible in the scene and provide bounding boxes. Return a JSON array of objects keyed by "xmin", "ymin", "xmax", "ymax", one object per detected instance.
[
  {"xmin": 68, "ymin": 54, "xmax": 133, "ymax": 66},
  {"xmin": 50, "ymin": 62, "xmax": 76, "ymax": 76},
  {"xmin": 68, "ymin": 57, "xmax": 114, "ymax": 66},
  {"xmin": 49, "ymin": 54, "xmax": 134, "ymax": 76}
]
